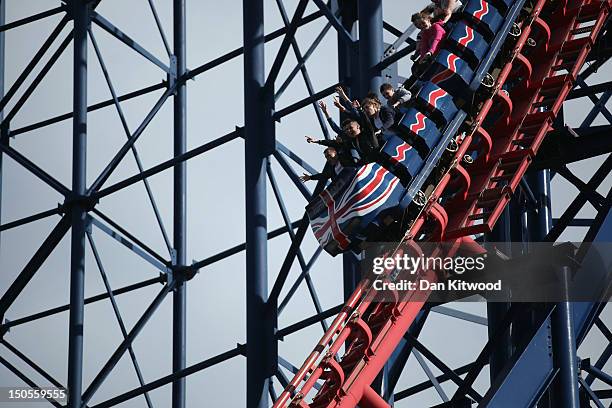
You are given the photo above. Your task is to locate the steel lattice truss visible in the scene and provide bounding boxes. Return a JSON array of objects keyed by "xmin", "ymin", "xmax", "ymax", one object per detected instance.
[{"xmin": 0, "ymin": 0, "xmax": 610, "ymax": 407}]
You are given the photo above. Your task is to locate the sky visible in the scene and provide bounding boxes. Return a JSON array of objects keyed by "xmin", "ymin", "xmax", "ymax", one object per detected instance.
[{"xmin": 0, "ymin": 0, "xmax": 610, "ymax": 407}]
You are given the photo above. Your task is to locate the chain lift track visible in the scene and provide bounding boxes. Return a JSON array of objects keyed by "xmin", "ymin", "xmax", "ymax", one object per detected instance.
[{"xmin": 274, "ymin": 1, "xmax": 611, "ymax": 407}]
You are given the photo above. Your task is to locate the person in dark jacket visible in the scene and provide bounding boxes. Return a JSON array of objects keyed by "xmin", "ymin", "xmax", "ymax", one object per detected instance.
[
  {"xmin": 345, "ymin": 114, "xmax": 381, "ymax": 164},
  {"xmin": 306, "ymin": 117, "xmax": 380, "ymax": 166},
  {"xmin": 334, "ymin": 87, "xmax": 394, "ymax": 132},
  {"xmin": 309, "ymin": 99, "xmax": 361, "ymax": 167},
  {"xmin": 361, "ymin": 97, "xmax": 396, "ymax": 131},
  {"xmin": 300, "ymin": 147, "xmax": 343, "ymax": 182}
]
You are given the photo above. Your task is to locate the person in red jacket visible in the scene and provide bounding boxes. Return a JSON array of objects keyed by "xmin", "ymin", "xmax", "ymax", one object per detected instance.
[
  {"xmin": 412, "ymin": 12, "xmax": 447, "ymax": 60},
  {"xmin": 403, "ymin": 12, "xmax": 448, "ymax": 94}
]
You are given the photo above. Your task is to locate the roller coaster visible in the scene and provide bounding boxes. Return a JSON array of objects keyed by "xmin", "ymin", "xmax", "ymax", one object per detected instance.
[
  {"xmin": 278, "ymin": 0, "xmax": 612, "ymax": 406},
  {"xmin": 0, "ymin": 0, "xmax": 611, "ymax": 407}
]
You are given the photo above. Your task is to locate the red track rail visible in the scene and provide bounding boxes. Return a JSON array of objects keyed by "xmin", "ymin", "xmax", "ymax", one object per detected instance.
[
  {"xmin": 446, "ymin": 0, "xmax": 611, "ymax": 238},
  {"xmin": 274, "ymin": 1, "xmax": 611, "ymax": 407}
]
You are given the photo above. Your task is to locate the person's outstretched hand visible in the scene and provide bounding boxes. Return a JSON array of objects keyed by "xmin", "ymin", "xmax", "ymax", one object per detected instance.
[
  {"xmin": 318, "ymin": 100, "xmax": 329, "ymax": 116},
  {"xmin": 335, "ymin": 86, "xmax": 349, "ymax": 101},
  {"xmin": 305, "ymin": 136, "xmax": 316, "ymax": 143},
  {"xmin": 333, "ymin": 96, "xmax": 346, "ymax": 112},
  {"xmin": 300, "ymin": 173, "xmax": 312, "ymax": 182}
]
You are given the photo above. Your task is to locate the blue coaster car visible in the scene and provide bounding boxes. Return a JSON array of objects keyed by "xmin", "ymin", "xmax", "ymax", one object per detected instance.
[
  {"xmin": 306, "ymin": 164, "xmax": 406, "ymax": 255},
  {"xmin": 423, "ymin": 50, "xmax": 475, "ymax": 98},
  {"xmin": 462, "ymin": 0, "xmax": 504, "ymax": 40},
  {"xmin": 447, "ymin": 21, "xmax": 490, "ymax": 68},
  {"xmin": 414, "ymin": 82, "xmax": 459, "ymax": 126},
  {"xmin": 379, "ymin": 134, "xmax": 425, "ymax": 181},
  {"xmin": 306, "ymin": 0, "xmax": 522, "ymax": 255},
  {"xmin": 397, "ymin": 108, "xmax": 441, "ymax": 148},
  {"xmin": 372, "ymin": 135, "xmax": 428, "ymax": 227}
]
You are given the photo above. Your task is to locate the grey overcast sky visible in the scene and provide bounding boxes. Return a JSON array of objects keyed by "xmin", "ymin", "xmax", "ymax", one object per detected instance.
[{"xmin": 0, "ymin": 1, "xmax": 610, "ymax": 407}]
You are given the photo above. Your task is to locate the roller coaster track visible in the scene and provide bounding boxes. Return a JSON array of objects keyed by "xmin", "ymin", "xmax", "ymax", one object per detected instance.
[{"xmin": 274, "ymin": 1, "xmax": 611, "ymax": 407}]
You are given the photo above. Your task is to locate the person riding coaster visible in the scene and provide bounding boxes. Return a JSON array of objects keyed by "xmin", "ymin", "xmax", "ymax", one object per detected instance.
[
  {"xmin": 305, "ymin": 0, "xmax": 529, "ymax": 256},
  {"xmin": 422, "ymin": 0, "xmax": 464, "ymax": 23},
  {"xmin": 405, "ymin": 11, "xmax": 448, "ymax": 93},
  {"xmin": 337, "ymin": 88, "xmax": 434, "ymax": 183}
]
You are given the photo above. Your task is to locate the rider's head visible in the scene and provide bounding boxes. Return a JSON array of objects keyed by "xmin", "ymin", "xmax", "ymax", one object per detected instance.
[
  {"xmin": 412, "ymin": 12, "xmax": 431, "ymax": 30},
  {"xmin": 362, "ymin": 97, "xmax": 381, "ymax": 117},
  {"xmin": 323, "ymin": 147, "xmax": 338, "ymax": 163},
  {"xmin": 380, "ymin": 83, "xmax": 395, "ymax": 101},
  {"xmin": 343, "ymin": 120, "xmax": 361, "ymax": 138}
]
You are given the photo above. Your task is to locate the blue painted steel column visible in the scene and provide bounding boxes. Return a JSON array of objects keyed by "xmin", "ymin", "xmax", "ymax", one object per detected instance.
[
  {"xmin": 172, "ymin": 1, "xmax": 187, "ymax": 407},
  {"xmin": 0, "ymin": 0, "xmax": 5, "ymax": 249},
  {"xmin": 356, "ymin": 0, "xmax": 388, "ymax": 398},
  {"xmin": 486, "ymin": 208, "xmax": 512, "ymax": 381},
  {"xmin": 333, "ymin": 0, "xmax": 362, "ymax": 300},
  {"xmin": 509, "ymin": 197, "xmax": 528, "ymax": 255},
  {"xmin": 67, "ymin": 1, "xmax": 89, "ymax": 407},
  {"xmin": 340, "ymin": 0, "xmax": 384, "ymax": 299},
  {"xmin": 553, "ymin": 265, "xmax": 580, "ymax": 408},
  {"xmin": 529, "ymin": 170, "xmax": 580, "ymax": 408},
  {"xmin": 358, "ymin": 0, "xmax": 383, "ymax": 97},
  {"xmin": 335, "ymin": 0, "xmax": 358, "ymax": 96},
  {"xmin": 529, "ymin": 170, "xmax": 552, "ymax": 240},
  {"xmin": 244, "ymin": 0, "xmax": 275, "ymax": 406}
]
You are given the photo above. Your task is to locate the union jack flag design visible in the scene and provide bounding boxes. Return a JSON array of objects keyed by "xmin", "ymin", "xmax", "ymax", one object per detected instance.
[{"xmin": 307, "ymin": 158, "xmax": 406, "ymax": 254}]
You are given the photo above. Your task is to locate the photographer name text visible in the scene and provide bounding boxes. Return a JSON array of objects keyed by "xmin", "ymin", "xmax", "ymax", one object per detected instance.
[{"xmin": 373, "ymin": 279, "xmax": 502, "ymax": 291}]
